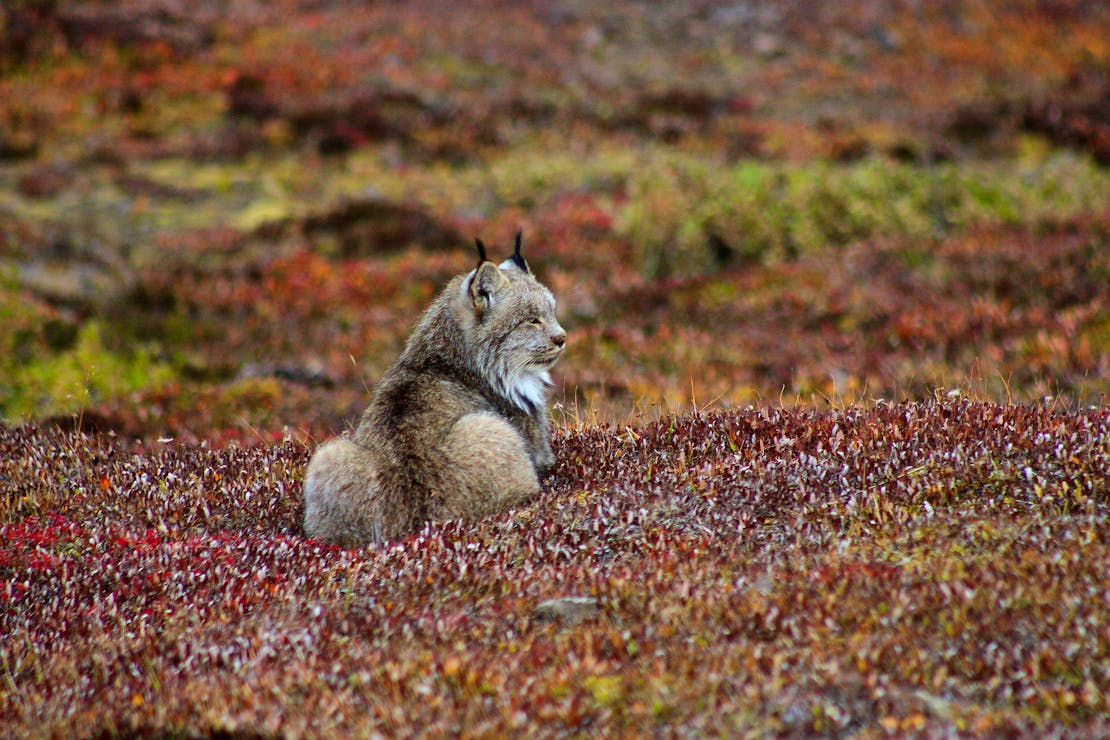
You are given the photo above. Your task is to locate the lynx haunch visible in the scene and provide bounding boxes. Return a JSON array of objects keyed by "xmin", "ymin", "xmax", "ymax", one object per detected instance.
[{"xmin": 303, "ymin": 232, "xmax": 566, "ymax": 545}]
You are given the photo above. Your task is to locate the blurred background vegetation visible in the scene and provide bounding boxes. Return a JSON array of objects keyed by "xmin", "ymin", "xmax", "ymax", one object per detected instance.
[{"xmin": 1, "ymin": 0, "xmax": 1108, "ymax": 444}]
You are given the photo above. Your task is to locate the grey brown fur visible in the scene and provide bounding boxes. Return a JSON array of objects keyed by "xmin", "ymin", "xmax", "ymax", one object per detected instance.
[{"xmin": 303, "ymin": 233, "xmax": 566, "ymax": 545}]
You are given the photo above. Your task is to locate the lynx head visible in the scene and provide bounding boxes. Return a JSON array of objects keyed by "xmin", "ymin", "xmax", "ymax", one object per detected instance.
[{"xmin": 460, "ymin": 231, "xmax": 566, "ymax": 412}]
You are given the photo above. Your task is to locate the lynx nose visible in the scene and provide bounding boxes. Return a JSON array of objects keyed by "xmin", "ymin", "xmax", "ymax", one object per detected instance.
[{"xmin": 552, "ymin": 330, "xmax": 567, "ymax": 348}]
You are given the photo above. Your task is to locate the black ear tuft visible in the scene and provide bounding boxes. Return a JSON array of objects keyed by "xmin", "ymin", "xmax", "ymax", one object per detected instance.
[
  {"xmin": 473, "ymin": 237, "xmax": 488, "ymax": 269},
  {"xmin": 509, "ymin": 229, "xmax": 530, "ymax": 273}
]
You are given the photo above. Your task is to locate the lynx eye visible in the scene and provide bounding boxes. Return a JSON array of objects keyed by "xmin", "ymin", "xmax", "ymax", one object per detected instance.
[{"xmin": 528, "ymin": 317, "xmax": 543, "ymax": 327}]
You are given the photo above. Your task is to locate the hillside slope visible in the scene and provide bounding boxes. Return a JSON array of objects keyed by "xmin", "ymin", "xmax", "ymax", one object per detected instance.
[{"xmin": 3, "ymin": 399, "xmax": 1108, "ymax": 735}]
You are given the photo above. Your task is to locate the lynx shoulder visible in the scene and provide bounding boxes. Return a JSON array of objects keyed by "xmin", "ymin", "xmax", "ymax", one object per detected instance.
[{"xmin": 303, "ymin": 232, "xmax": 566, "ymax": 545}]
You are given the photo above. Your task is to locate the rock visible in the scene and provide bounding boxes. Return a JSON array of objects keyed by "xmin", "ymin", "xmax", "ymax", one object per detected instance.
[
  {"xmin": 752, "ymin": 32, "xmax": 784, "ymax": 59},
  {"xmin": 13, "ymin": 238, "xmax": 136, "ymax": 311},
  {"xmin": 532, "ymin": 596, "xmax": 601, "ymax": 626},
  {"xmin": 237, "ymin": 361, "xmax": 336, "ymax": 388}
]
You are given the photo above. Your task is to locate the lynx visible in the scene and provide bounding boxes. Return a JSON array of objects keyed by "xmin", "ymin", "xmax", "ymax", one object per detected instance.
[{"xmin": 303, "ymin": 232, "xmax": 566, "ymax": 545}]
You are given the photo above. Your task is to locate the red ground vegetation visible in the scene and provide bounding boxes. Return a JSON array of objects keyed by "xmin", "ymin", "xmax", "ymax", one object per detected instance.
[{"xmin": 3, "ymin": 400, "xmax": 1109, "ymax": 734}]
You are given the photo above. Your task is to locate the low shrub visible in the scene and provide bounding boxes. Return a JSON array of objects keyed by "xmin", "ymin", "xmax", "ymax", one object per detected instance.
[{"xmin": 616, "ymin": 151, "xmax": 1110, "ymax": 277}]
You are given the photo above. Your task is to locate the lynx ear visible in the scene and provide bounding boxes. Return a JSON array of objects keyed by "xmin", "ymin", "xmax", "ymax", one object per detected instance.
[
  {"xmin": 468, "ymin": 260, "xmax": 508, "ymax": 314},
  {"xmin": 500, "ymin": 230, "xmax": 531, "ymax": 274}
]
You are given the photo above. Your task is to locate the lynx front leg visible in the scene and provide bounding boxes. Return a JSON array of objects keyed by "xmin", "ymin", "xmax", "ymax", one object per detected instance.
[
  {"xmin": 438, "ymin": 412, "xmax": 540, "ymax": 521},
  {"xmin": 531, "ymin": 409, "xmax": 556, "ymax": 472}
]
